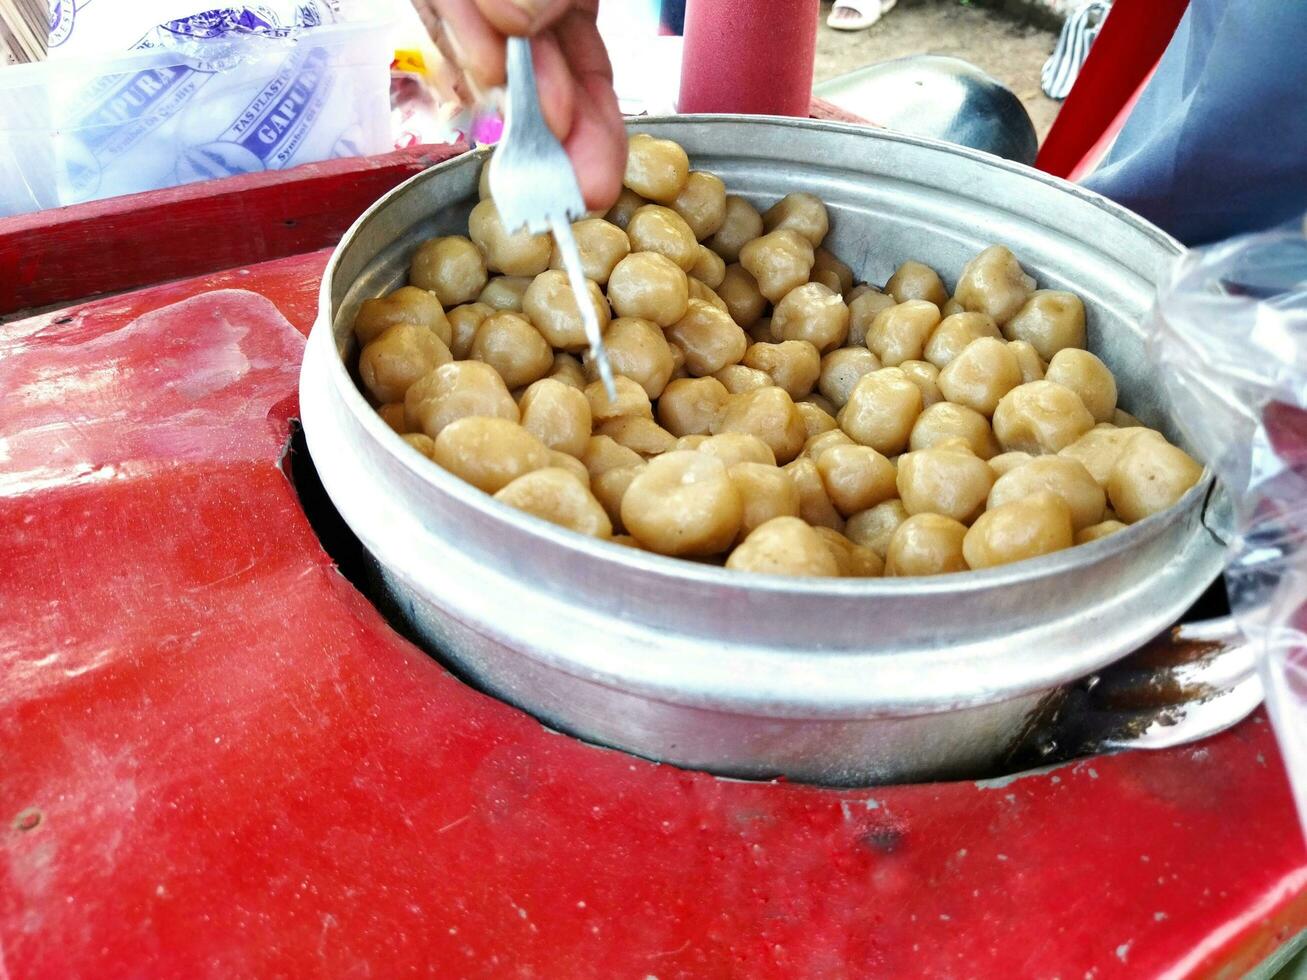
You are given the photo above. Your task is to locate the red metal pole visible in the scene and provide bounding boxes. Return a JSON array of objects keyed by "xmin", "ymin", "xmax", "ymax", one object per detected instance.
[
  {"xmin": 678, "ymin": 0, "xmax": 819, "ymax": 117},
  {"xmin": 1034, "ymin": 0, "xmax": 1189, "ymax": 178}
]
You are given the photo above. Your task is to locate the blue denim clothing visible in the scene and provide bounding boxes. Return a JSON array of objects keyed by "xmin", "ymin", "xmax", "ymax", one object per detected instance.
[{"xmin": 1083, "ymin": 0, "xmax": 1307, "ymax": 245}]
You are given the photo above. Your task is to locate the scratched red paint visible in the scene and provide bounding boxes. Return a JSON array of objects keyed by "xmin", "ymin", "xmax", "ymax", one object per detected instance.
[{"xmin": 0, "ymin": 252, "xmax": 1304, "ymax": 978}]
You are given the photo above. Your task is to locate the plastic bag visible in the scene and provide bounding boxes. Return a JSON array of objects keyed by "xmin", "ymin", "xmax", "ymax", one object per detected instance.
[
  {"xmin": 0, "ymin": 2, "xmax": 392, "ymax": 217},
  {"xmin": 389, "ymin": 34, "xmax": 485, "ymax": 150},
  {"xmin": 1152, "ymin": 218, "xmax": 1307, "ymax": 833},
  {"xmin": 47, "ymin": 1, "xmax": 357, "ymax": 58}
]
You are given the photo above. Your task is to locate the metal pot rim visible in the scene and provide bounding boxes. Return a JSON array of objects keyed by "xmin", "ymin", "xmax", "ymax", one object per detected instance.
[
  {"xmin": 316, "ymin": 115, "xmax": 1207, "ymax": 602},
  {"xmin": 301, "ymin": 117, "xmax": 1243, "ymax": 781},
  {"xmin": 340, "ymin": 369, "xmax": 1213, "ymax": 598}
]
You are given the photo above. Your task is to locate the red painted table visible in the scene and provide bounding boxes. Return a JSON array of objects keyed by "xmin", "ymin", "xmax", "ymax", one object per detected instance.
[{"xmin": 1, "ymin": 150, "xmax": 1305, "ymax": 979}]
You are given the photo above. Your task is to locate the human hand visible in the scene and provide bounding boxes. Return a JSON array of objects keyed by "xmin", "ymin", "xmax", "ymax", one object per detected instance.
[{"xmin": 412, "ymin": 0, "xmax": 627, "ymax": 211}]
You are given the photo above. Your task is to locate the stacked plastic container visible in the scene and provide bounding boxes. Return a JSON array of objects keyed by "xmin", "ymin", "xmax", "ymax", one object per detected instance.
[
  {"xmin": 1154, "ymin": 218, "xmax": 1307, "ymax": 838},
  {"xmin": 0, "ymin": 1, "xmax": 394, "ymax": 217}
]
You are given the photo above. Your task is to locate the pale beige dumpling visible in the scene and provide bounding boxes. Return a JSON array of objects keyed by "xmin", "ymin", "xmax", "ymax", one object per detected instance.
[
  {"xmin": 585, "ymin": 375, "xmax": 653, "ymax": 423},
  {"xmin": 1004, "ymin": 290, "xmax": 1087, "ymax": 361},
  {"xmin": 478, "ymin": 275, "xmax": 533, "ymax": 312},
  {"xmin": 963, "ymin": 492, "xmax": 1074, "ymax": 569},
  {"xmin": 354, "ymin": 286, "xmax": 451, "ymax": 346},
  {"xmin": 772, "ymin": 283, "xmax": 850, "ymax": 353},
  {"xmin": 523, "ymin": 270, "xmax": 612, "ymax": 351},
  {"xmin": 549, "ymin": 218, "xmax": 631, "ymax": 285},
  {"xmin": 626, "ymin": 205, "xmax": 701, "ymax": 272},
  {"xmin": 598, "ymin": 316, "xmax": 676, "ymax": 398},
  {"xmin": 936, "ymin": 337, "xmax": 1022, "ymax": 417},
  {"xmin": 896, "ymin": 445, "xmax": 995, "ymax": 525},
  {"xmin": 1107, "ymin": 438, "xmax": 1204, "ymax": 523},
  {"xmin": 885, "ymin": 260, "xmax": 949, "ymax": 308},
  {"xmin": 847, "ymin": 290, "xmax": 896, "ymax": 348},
  {"xmin": 410, "ymin": 236, "xmax": 488, "ymax": 307},
  {"xmin": 845, "ymin": 500, "xmax": 910, "ymax": 558},
  {"xmin": 909, "ymin": 401, "xmax": 998, "ymax": 459},
  {"xmin": 739, "ymin": 230, "xmax": 816, "ymax": 303},
  {"xmin": 469, "ymin": 311, "xmax": 554, "ymax": 389},
  {"xmin": 658, "ymin": 377, "xmax": 731, "ymax": 437},
  {"xmin": 708, "ymin": 196, "xmax": 764, "ymax": 263},
  {"xmin": 726, "ymin": 516, "xmax": 839, "ymax": 577},
  {"xmin": 992, "ymin": 381, "xmax": 1095, "ymax": 454},
  {"xmin": 359, "ymin": 322, "xmax": 452, "ymax": 404},
  {"xmin": 783, "ymin": 457, "xmax": 845, "ymax": 530},
  {"xmin": 761, "ymin": 192, "xmax": 829, "ymax": 247},
  {"xmin": 1058, "ymin": 425, "xmax": 1164, "ymax": 489},
  {"xmin": 713, "ymin": 386, "xmax": 807, "ymax": 464},
  {"xmin": 815, "ymin": 444, "xmax": 898, "ymax": 517},
  {"xmin": 818, "ymin": 347, "xmax": 882, "ymax": 408},
  {"xmin": 838, "ymin": 368, "xmax": 923, "ymax": 456},
  {"xmin": 433, "ymin": 417, "xmax": 551, "ymax": 494},
  {"xmin": 624, "ymin": 133, "xmax": 690, "ymax": 203},
  {"xmin": 717, "ymin": 263, "xmax": 767, "ymax": 329},
  {"xmin": 495, "ymin": 468, "xmax": 612, "ymax": 538},
  {"xmin": 518, "ymin": 378, "xmax": 593, "ymax": 458},
  {"xmin": 743, "ymin": 341, "xmax": 822, "ymax": 400},
  {"xmin": 812, "ymin": 248, "xmax": 855, "ymax": 296},
  {"xmin": 814, "ymin": 527, "xmax": 884, "ymax": 577},
  {"xmin": 987, "ymin": 456, "xmax": 1106, "ymax": 531},
  {"xmin": 607, "ymin": 252, "xmax": 690, "ymax": 327},
  {"xmin": 665, "ymin": 300, "xmax": 750, "ymax": 377},
  {"xmin": 867, "ymin": 301, "xmax": 942, "ymax": 367},
  {"xmin": 729, "ymin": 462, "xmax": 801, "ymax": 538},
  {"xmin": 1045, "ymin": 349, "xmax": 1117, "ymax": 423},
  {"xmin": 885, "ymin": 514, "xmax": 969, "ymax": 576},
  {"xmin": 954, "ymin": 245, "xmax": 1036, "ymax": 326},
  {"xmin": 672, "ymin": 171, "xmax": 728, "ymax": 240},
  {"xmin": 468, "ymin": 200, "xmax": 552, "ymax": 277},
  {"xmin": 622, "ymin": 451, "xmax": 742, "ymax": 556},
  {"xmin": 923, "ymin": 312, "xmax": 1001, "ymax": 369}
]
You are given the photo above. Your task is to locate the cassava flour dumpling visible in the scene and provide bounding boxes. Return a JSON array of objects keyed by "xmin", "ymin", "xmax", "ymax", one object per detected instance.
[{"xmin": 347, "ymin": 134, "xmax": 1202, "ymax": 578}]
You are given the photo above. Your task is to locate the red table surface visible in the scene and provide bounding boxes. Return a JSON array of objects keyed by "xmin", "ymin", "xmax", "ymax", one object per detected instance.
[
  {"xmin": 0, "ymin": 204, "xmax": 1302, "ymax": 974},
  {"xmin": 2, "ymin": 250, "xmax": 1305, "ymax": 979}
]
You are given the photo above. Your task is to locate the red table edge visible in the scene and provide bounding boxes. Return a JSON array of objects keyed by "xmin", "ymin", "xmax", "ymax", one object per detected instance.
[
  {"xmin": 5, "ymin": 249, "xmax": 1306, "ymax": 977},
  {"xmin": 0, "ymin": 102, "xmax": 875, "ymax": 323},
  {"xmin": 0, "ymin": 143, "xmax": 467, "ymax": 321},
  {"xmin": 5, "ymin": 112, "xmax": 1305, "ymax": 976}
]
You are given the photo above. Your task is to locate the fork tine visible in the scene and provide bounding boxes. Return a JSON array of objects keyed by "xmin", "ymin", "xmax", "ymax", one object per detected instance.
[
  {"xmin": 551, "ymin": 213, "xmax": 616, "ymax": 396},
  {"xmin": 489, "ymin": 36, "xmax": 616, "ymax": 399}
]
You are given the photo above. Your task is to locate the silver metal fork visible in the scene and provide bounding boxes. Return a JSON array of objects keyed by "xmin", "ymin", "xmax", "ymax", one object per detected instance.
[{"xmin": 490, "ymin": 36, "xmax": 616, "ymax": 400}]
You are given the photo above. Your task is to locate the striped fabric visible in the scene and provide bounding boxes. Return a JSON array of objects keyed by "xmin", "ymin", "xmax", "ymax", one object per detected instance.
[
  {"xmin": 1042, "ymin": 0, "xmax": 1112, "ymax": 100},
  {"xmin": 0, "ymin": 0, "xmax": 48, "ymax": 63}
]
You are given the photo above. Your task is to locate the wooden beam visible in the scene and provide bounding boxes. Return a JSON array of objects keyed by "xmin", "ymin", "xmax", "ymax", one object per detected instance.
[{"xmin": 0, "ymin": 143, "xmax": 467, "ymax": 317}]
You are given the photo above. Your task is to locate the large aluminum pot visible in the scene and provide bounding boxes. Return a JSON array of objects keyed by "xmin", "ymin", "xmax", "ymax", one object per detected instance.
[{"xmin": 300, "ymin": 116, "xmax": 1230, "ymax": 785}]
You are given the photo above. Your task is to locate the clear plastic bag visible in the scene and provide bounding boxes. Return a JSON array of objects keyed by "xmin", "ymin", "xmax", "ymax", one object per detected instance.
[
  {"xmin": 1152, "ymin": 218, "xmax": 1307, "ymax": 832},
  {"xmin": 0, "ymin": 2, "xmax": 392, "ymax": 217}
]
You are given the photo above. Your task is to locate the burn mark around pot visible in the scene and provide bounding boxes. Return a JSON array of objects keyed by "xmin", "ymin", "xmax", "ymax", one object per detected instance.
[
  {"xmin": 287, "ymin": 419, "xmax": 1251, "ymax": 787},
  {"xmin": 283, "ymin": 421, "xmax": 434, "ymax": 653},
  {"xmin": 1003, "ymin": 578, "xmax": 1241, "ymax": 771},
  {"xmin": 858, "ymin": 826, "xmax": 905, "ymax": 854}
]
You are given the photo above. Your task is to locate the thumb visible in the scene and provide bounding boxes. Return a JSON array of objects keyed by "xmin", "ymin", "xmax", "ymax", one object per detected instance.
[{"xmin": 472, "ymin": 0, "xmax": 574, "ymax": 36}]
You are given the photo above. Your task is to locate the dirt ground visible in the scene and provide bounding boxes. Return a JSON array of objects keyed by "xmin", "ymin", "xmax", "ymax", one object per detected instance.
[{"xmin": 814, "ymin": 0, "xmax": 1063, "ymax": 143}]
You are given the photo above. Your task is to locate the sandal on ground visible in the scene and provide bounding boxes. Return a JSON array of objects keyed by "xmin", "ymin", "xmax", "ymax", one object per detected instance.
[{"xmin": 827, "ymin": 0, "xmax": 897, "ymax": 31}]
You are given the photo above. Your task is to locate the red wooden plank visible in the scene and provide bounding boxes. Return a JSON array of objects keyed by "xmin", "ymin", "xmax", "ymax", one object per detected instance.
[
  {"xmin": 0, "ymin": 251, "xmax": 1303, "ymax": 977},
  {"xmin": 0, "ymin": 143, "xmax": 466, "ymax": 318},
  {"xmin": 810, "ymin": 96, "xmax": 879, "ymax": 128},
  {"xmin": 1036, "ymin": 0, "xmax": 1189, "ymax": 178}
]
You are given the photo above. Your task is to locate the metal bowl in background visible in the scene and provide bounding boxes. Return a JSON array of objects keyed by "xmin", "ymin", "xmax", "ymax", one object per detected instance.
[
  {"xmin": 813, "ymin": 55, "xmax": 1040, "ymax": 165},
  {"xmin": 299, "ymin": 116, "xmax": 1242, "ymax": 786}
]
